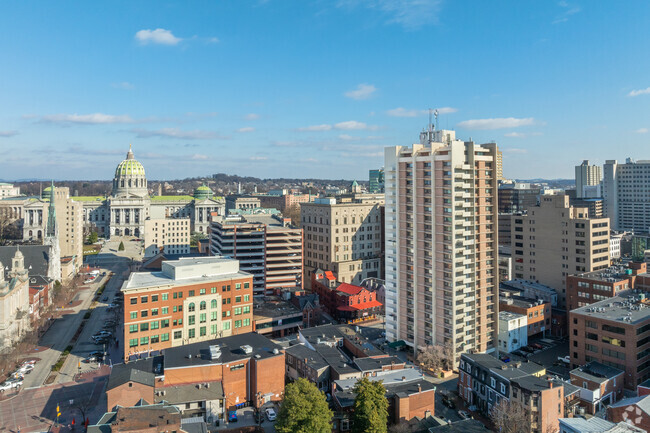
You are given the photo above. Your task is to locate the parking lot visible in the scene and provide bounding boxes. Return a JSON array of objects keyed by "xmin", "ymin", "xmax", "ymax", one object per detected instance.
[{"xmin": 502, "ymin": 336, "xmax": 570, "ymax": 378}]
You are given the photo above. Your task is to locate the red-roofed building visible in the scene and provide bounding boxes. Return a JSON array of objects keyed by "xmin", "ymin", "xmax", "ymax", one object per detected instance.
[{"xmin": 311, "ymin": 269, "xmax": 383, "ymax": 324}]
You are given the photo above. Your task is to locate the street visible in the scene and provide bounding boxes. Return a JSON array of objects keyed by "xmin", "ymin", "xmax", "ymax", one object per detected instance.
[{"xmin": 0, "ymin": 237, "xmax": 142, "ymax": 433}]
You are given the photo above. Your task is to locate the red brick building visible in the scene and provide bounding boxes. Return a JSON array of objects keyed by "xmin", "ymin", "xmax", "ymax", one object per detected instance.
[
  {"xmin": 606, "ymin": 395, "xmax": 650, "ymax": 430},
  {"xmin": 311, "ymin": 270, "xmax": 382, "ymax": 324},
  {"xmin": 566, "ymin": 262, "xmax": 647, "ymax": 311},
  {"xmin": 500, "ymin": 293, "xmax": 551, "ymax": 338},
  {"xmin": 107, "ymin": 332, "xmax": 285, "ymax": 423},
  {"xmin": 122, "ymin": 257, "xmax": 253, "ymax": 360},
  {"xmin": 570, "ymin": 362, "xmax": 624, "ymax": 414}
]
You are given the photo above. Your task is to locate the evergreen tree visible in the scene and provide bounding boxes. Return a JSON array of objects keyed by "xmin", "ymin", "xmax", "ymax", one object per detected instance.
[
  {"xmin": 352, "ymin": 377, "xmax": 389, "ymax": 433},
  {"xmin": 118, "ymin": 241, "xmax": 125, "ymax": 251},
  {"xmin": 87, "ymin": 231, "xmax": 98, "ymax": 244},
  {"xmin": 275, "ymin": 378, "xmax": 332, "ymax": 433}
]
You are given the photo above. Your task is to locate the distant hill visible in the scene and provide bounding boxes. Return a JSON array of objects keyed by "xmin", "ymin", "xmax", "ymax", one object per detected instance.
[{"xmin": 515, "ymin": 178, "xmax": 575, "ymax": 188}]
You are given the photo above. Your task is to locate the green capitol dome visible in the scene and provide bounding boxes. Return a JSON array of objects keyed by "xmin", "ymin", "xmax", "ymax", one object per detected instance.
[
  {"xmin": 193, "ymin": 184, "xmax": 214, "ymax": 200},
  {"xmin": 112, "ymin": 145, "xmax": 148, "ymax": 198},
  {"xmin": 115, "ymin": 158, "xmax": 146, "ymax": 177}
]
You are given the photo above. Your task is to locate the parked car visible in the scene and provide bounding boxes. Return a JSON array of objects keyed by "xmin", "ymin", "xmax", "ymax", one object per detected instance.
[
  {"xmin": 0, "ymin": 380, "xmax": 22, "ymax": 392},
  {"xmin": 531, "ymin": 343, "xmax": 543, "ymax": 350},
  {"xmin": 442, "ymin": 397, "xmax": 456, "ymax": 410},
  {"xmin": 102, "ymin": 296, "xmax": 109, "ymax": 302},
  {"xmin": 458, "ymin": 410, "xmax": 470, "ymax": 420},
  {"xmin": 89, "ymin": 351, "xmax": 104, "ymax": 358},
  {"xmin": 558, "ymin": 355, "xmax": 570, "ymax": 365},
  {"xmin": 83, "ymin": 354, "xmax": 103, "ymax": 363},
  {"xmin": 228, "ymin": 411, "xmax": 238, "ymax": 422},
  {"xmin": 17, "ymin": 364, "xmax": 34, "ymax": 374},
  {"xmin": 265, "ymin": 408, "xmax": 277, "ymax": 421}
]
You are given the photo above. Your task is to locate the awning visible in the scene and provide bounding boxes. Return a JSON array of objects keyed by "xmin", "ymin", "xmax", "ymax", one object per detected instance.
[{"xmin": 388, "ymin": 340, "xmax": 406, "ymax": 349}]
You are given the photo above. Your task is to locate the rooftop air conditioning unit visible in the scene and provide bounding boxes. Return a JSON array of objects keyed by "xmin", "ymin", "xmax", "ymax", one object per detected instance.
[{"xmin": 241, "ymin": 345, "xmax": 253, "ymax": 354}]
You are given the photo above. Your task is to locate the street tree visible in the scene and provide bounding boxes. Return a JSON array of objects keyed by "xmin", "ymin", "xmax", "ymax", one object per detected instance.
[
  {"xmin": 118, "ymin": 241, "xmax": 125, "ymax": 251},
  {"xmin": 87, "ymin": 231, "xmax": 98, "ymax": 244},
  {"xmin": 490, "ymin": 399, "xmax": 530, "ymax": 433},
  {"xmin": 275, "ymin": 378, "xmax": 332, "ymax": 433},
  {"xmin": 417, "ymin": 344, "xmax": 454, "ymax": 374},
  {"xmin": 352, "ymin": 377, "xmax": 389, "ymax": 433}
]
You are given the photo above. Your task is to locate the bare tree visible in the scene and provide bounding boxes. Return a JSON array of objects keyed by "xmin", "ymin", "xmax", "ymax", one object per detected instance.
[
  {"xmin": 283, "ymin": 204, "xmax": 301, "ymax": 227},
  {"xmin": 388, "ymin": 421, "xmax": 412, "ymax": 433},
  {"xmin": 417, "ymin": 344, "xmax": 454, "ymax": 374},
  {"xmin": 490, "ymin": 399, "xmax": 530, "ymax": 433}
]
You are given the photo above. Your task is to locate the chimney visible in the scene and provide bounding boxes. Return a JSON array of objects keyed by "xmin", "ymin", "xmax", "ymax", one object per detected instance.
[
  {"xmin": 548, "ymin": 379, "xmax": 553, "ymax": 389},
  {"xmin": 417, "ymin": 384, "xmax": 421, "ymax": 393},
  {"xmin": 402, "ymin": 376, "xmax": 406, "ymax": 381}
]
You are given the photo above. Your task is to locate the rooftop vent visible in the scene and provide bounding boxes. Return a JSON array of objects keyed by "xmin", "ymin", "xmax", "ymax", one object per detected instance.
[
  {"xmin": 241, "ymin": 345, "xmax": 253, "ymax": 354},
  {"xmin": 209, "ymin": 345, "xmax": 221, "ymax": 360}
]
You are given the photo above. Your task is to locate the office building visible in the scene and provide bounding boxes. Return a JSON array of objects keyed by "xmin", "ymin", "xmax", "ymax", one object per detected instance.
[
  {"xmin": 301, "ymin": 197, "xmax": 383, "ymax": 288},
  {"xmin": 511, "ymin": 194, "xmax": 610, "ymax": 309},
  {"xmin": 569, "ymin": 292, "xmax": 650, "ymax": 389},
  {"xmin": 143, "ymin": 218, "xmax": 191, "ymax": 258},
  {"xmin": 500, "ymin": 289, "xmax": 551, "ymax": 338},
  {"xmin": 121, "ymin": 257, "xmax": 254, "ymax": 359},
  {"xmin": 565, "ymin": 262, "xmax": 646, "ymax": 311},
  {"xmin": 256, "ymin": 191, "xmax": 313, "ymax": 212},
  {"xmin": 498, "ymin": 182, "xmax": 541, "ymax": 214},
  {"xmin": 384, "ymin": 126, "xmax": 499, "ymax": 358},
  {"xmin": 225, "ymin": 195, "xmax": 261, "ymax": 213},
  {"xmin": 369, "ymin": 168, "xmax": 385, "ymax": 193},
  {"xmin": 604, "ymin": 159, "xmax": 650, "ymax": 232},
  {"xmin": 209, "ymin": 213, "xmax": 303, "ymax": 296},
  {"xmin": 252, "ymin": 296, "xmax": 303, "ymax": 337},
  {"xmin": 575, "ymin": 160, "xmax": 602, "ymax": 199},
  {"xmin": 0, "ymin": 183, "xmax": 20, "ymax": 198}
]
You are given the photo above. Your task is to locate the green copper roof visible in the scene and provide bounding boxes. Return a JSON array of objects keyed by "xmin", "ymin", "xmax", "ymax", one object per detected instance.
[
  {"xmin": 193, "ymin": 184, "xmax": 214, "ymax": 199},
  {"xmin": 115, "ymin": 159, "xmax": 145, "ymax": 177}
]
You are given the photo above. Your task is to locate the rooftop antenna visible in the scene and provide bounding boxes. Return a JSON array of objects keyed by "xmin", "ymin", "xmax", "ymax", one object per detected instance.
[
  {"xmin": 428, "ymin": 108, "xmax": 433, "ymax": 133},
  {"xmin": 434, "ymin": 109, "xmax": 439, "ymax": 131}
]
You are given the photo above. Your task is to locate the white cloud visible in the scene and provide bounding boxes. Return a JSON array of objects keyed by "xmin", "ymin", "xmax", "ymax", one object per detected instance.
[
  {"xmin": 111, "ymin": 82, "xmax": 135, "ymax": 90},
  {"xmin": 339, "ymin": 134, "xmax": 355, "ymax": 140},
  {"xmin": 0, "ymin": 130, "xmax": 18, "ymax": 137},
  {"xmin": 458, "ymin": 117, "xmax": 536, "ymax": 130},
  {"xmin": 237, "ymin": 127, "xmax": 255, "ymax": 133},
  {"xmin": 629, "ymin": 87, "xmax": 650, "ymax": 97},
  {"xmin": 135, "ymin": 28, "xmax": 182, "ymax": 45},
  {"xmin": 245, "ymin": 113, "xmax": 260, "ymax": 120},
  {"xmin": 297, "ymin": 124, "xmax": 333, "ymax": 132},
  {"xmin": 636, "ymin": 128, "xmax": 649, "ymax": 134},
  {"xmin": 249, "ymin": 156, "xmax": 268, "ymax": 161},
  {"xmin": 297, "ymin": 121, "xmax": 379, "ymax": 132},
  {"xmin": 344, "ymin": 83, "xmax": 376, "ymax": 100},
  {"xmin": 504, "ymin": 132, "xmax": 526, "ymax": 138},
  {"xmin": 334, "ymin": 120, "xmax": 378, "ymax": 130},
  {"xmin": 133, "ymin": 128, "xmax": 225, "ymax": 140},
  {"xmin": 191, "ymin": 154, "xmax": 209, "ymax": 160},
  {"xmin": 386, "ymin": 107, "xmax": 458, "ymax": 117},
  {"xmin": 207, "ymin": 37, "xmax": 220, "ymax": 44},
  {"xmin": 553, "ymin": 1, "xmax": 581, "ymax": 24},
  {"xmin": 338, "ymin": 0, "xmax": 443, "ymax": 30},
  {"xmin": 39, "ymin": 113, "xmax": 135, "ymax": 124}
]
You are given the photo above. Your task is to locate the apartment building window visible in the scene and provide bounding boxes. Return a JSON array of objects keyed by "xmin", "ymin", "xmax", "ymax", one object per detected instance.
[
  {"xmin": 188, "ymin": 315, "xmax": 195, "ymax": 325},
  {"xmin": 189, "ymin": 290, "xmax": 195, "ymax": 297},
  {"xmin": 174, "ymin": 331, "xmax": 182, "ymax": 339},
  {"xmin": 151, "ymin": 295, "xmax": 158, "ymax": 302},
  {"xmin": 200, "ymin": 301, "xmax": 206, "ymax": 310},
  {"xmin": 130, "ymin": 298, "xmax": 137, "ymax": 305},
  {"xmin": 188, "ymin": 303, "xmax": 195, "ymax": 312},
  {"xmin": 235, "ymin": 320, "xmax": 242, "ymax": 328},
  {"xmin": 200, "ymin": 288, "xmax": 206, "ymax": 295},
  {"xmin": 130, "ymin": 312, "xmax": 137, "ymax": 319},
  {"xmin": 141, "ymin": 310, "xmax": 148, "ymax": 318},
  {"xmin": 188, "ymin": 329, "xmax": 195, "ymax": 338},
  {"xmin": 129, "ymin": 324, "xmax": 138, "ymax": 333}
]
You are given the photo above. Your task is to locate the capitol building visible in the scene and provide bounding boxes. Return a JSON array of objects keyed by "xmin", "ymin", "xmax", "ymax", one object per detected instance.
[{"xmin": 79, "ymin": 146, "xmax": 224, "ymax": 238}]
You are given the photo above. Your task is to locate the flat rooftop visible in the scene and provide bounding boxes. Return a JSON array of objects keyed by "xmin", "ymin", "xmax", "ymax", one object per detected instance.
[
  {"xmin": 499, "ymin": 311, "xmax": 527, "ymax": 321},
  {"xmin": 571, "ymin": 361, "xmax": 624, "ymax": 383},
  {"xmin": 501, "ymin": 279, "xmax": 557, "ymax": 294},
  {"xmin": 253, "ymin": 297, "xmax": 302, "ymax": 319},
  {"xmin": 570, "ymin": 265, "xmax": 635, "ymax": 283},
  {"xmin": 123, "ymin": 256, "xmax": 251, "ymax": 291},
  {"xmin": 214, "ymin": 214, "xmax": 296, "ymax": 229},
  {"xmin": 571, "ymin": 291, "xmax": 650, "ymax": 324},
  {"xmin": 334, "ymin": 366, "xmax": 423, "ymax": 391}
]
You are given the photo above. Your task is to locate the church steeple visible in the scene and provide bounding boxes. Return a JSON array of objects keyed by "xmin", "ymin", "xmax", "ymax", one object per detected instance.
[{"xmin": 46, "ymin": 180, "xmax": 57, "ymax": 238}]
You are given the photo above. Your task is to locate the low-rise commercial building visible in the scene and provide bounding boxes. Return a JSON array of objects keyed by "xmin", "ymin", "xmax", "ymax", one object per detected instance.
[
  {"xmin": 106, "ymin": 332, "xmax": 285, "ymax": 423},
  {"xmin": 209, "ymin": 213, "xmax": 303, "ymax": 296},
  {"xmin": 89, "ymin": 401, "xmax": 205, "ymax": 433},
  {"xmin": 559, "ymin": 417, "xmax": 646, "ymax": 433},
  {"xmin": 569, "ymin": 293, "xmax": 650, "ymax": 389},
  {"xmin": 498, "ymin": 311, "xmax": 528, "ymax": 353},
  {"xmin": 570, "ymin": 362, "xmax": 624, "ymax": 414},
  {"xmin": 252, "ymin": 296, "xmax": 303, "ymax": 337},
  {"xmin": 566, "ymin": 262, "xmax": 646, "ymax": 311},
  {"xmin": 122, "ymin": 257, "xmax": 254, "ymax": 359},
  {"xmin": 500, "ymin": 291, "xmax": 551, "ymax": 338},
  {"xmin": 311, "ymin": 269, "xmax": 383, "ymax": 324},
  {"xmin": 144, "ymin": 218, "xmax": 191, "ymax": 258},
  {"xmin": 606, "ymin": 395, "xmax": 650, "ymax": 430}
]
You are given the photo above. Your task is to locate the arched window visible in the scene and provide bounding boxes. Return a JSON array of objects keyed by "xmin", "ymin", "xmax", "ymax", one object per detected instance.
[
  {"xmin": 121, "ymin": 179, "xmax": 125, "ymax": 187},
  {"xmin": 200, "ymin": 301, "xmax": 206, "ymax": 310},
  {"xmin": 211, "ymin": 299, "xmax": 217, "ymax": 309},
  {"xmin": 29, "ymin": 230, "xmax": 33, "ymax": 238},
  {"xmin": 37, "ymin": 230, "xmax": 42, "ymax": 239},
  {"xmin": 128, "ymin": 179, "xmax": 132, "ymax": 187},
  {"xmin": 188, "ymin": 303, "xmax": 195, "ymax": 312}
]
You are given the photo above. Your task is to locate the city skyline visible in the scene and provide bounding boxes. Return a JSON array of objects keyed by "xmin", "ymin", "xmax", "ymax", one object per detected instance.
[{"xmin": 1, "ymin": 1, "xmax": 649, "ymax": 180}]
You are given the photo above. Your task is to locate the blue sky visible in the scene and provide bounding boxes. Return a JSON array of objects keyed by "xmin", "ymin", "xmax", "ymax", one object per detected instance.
[{"xmin": 0, "ymin": 1, "xmax": 649, "ymax": 181}]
